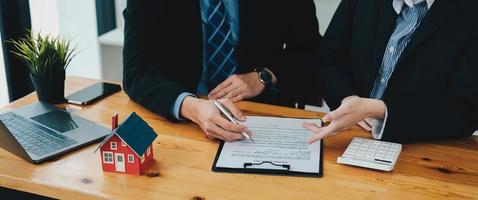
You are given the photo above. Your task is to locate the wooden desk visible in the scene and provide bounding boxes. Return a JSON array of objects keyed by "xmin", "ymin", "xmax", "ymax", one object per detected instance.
[{"xmin": 1, "ymin": 76, "xmax": 477, "ymax": 200}]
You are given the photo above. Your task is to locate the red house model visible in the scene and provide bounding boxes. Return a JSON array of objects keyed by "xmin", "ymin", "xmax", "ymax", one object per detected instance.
[{"xmin": 95, "ymin": 112, "xmax": 157, "ymax": 175}]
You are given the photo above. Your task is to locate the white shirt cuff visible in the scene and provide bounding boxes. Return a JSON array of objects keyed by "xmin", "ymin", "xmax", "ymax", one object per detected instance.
[{"xmin": 370, "ymin": 105, "xmax": 388, "ymax": 140}]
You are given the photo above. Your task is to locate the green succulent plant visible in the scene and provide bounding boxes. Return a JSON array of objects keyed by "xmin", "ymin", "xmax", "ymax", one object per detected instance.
[{"xmin": 9, "ymin": 31, "xmax": 76, "ymax": 78}]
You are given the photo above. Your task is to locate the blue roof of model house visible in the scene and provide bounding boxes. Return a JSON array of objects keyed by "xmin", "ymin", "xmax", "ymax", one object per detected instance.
[{"xmin": 96, "ymin": 112, "xmax": 157, "ymax": 156}]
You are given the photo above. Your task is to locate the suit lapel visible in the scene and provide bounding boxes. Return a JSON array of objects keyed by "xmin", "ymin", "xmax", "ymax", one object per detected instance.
[
  {"xmin": 236, "ymin": 0, "xmax": 252, "ymax": 71},
  {"xmin": 238, "ymin": 0, "xmax": 247, "ymax": 48},
  {"xmin": 397, "ymin": 0, "xmax": 457, "ymax": 65}
]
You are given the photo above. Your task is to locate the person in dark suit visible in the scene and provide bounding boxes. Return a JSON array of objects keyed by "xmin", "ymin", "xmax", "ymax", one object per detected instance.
[
  {"xmin": 304, "ymin": 0, "xmax": 478, "ymax": 143},
  {"xmin": 123, "ymin": 0, "xmax": 322, "ymax": 141}
]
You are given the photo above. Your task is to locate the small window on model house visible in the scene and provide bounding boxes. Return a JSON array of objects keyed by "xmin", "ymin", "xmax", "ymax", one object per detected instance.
[
  {"xmin": 147, "ymin": 146, "xmax": 151, "ymax": 156},
  {"xmin": 110, "ymin": 142, "xmax": 117, "ymax": 150},
  {"xmin": 103, "ymin": 152, "xmax": 114, "ymax": 164},
  {"xmin": 128, "ymin": 154, "xmax": 134, "ymax": 163},
  {"xmin": 121, "ymin": 140, "xmax": 127, "ymax": 147}
]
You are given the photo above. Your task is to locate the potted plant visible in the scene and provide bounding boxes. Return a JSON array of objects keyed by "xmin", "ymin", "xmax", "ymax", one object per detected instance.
[{"xmin": 10, "ymin": 31, "xmax": 76, "ymax": 104}]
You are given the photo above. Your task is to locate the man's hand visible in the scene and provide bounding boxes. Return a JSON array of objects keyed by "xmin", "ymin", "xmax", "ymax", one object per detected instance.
[
  {"xmin": 208, "ymin": 72, "xmax": 265, "ymax": 102},
  {"xmin": 303, "ymin": 96, "xmax": 386, "ymax": 144},
  {"xmin": 180, "ymin": 97, "xmax": 248, "ymax": 142}
]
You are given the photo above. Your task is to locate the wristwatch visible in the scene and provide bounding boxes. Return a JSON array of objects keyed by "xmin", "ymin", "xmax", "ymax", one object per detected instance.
[{"xmin": 254, "ymin": 68, "xmax": 278, "ymax": 88}]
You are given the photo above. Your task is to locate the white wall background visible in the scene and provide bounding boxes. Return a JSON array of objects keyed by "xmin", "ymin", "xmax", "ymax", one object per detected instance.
[
  {"xmin": 29, "ymin": 0, "xmax": 102, "ymax": 79},
  {"xmin": 29, "ymin": 1, "xmax": 60, "ymax": 35}
]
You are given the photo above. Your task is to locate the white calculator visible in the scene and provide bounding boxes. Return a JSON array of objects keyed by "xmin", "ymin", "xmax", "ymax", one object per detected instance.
[{"xmin": 337, "ymin": 137, "xmax": 402, "ymax": 171}]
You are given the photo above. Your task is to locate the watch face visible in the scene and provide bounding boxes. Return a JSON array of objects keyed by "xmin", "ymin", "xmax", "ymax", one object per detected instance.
[{"xmin": 260, "ymin": 70, "xmax": 273, "ymax": 85}]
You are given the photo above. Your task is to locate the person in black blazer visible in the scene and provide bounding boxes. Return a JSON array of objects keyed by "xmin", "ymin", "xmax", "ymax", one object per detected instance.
[
  {"xmin": 123, "ymin": 0, "xmax": 322, "ymax": 141},
  {"xmin": 304, "ymin": 0, "xmax": 478, "ymax": 143}
]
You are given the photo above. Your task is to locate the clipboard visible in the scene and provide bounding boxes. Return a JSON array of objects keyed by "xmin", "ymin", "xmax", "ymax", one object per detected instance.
[{"xmin": 212, "ymin": 140, "xmax": 323, "ymax": 178}]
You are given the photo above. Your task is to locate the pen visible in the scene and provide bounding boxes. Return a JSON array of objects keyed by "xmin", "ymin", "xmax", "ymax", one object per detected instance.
[{"xmin": 213, "ymin": 100, "xmax": 255, "ymax": 143}]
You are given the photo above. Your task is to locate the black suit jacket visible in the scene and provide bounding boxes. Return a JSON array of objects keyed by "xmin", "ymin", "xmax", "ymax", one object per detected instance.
[
  {"xmin": 318, "ymin": 0, "xmax": 478, "ymax": 143},
  {"xmin": 123, "ymin": 0, "xmax": 322, "ymax": 121}
]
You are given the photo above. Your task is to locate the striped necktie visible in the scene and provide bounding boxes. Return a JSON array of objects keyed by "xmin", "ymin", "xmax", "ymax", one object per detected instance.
[
  {"xmin": 370, "ymin": 2, "xmax": 428, "ymax": 99},
  {"xmin": 205, "ymin": 0, "xmax": 237, "ymax": 88}
]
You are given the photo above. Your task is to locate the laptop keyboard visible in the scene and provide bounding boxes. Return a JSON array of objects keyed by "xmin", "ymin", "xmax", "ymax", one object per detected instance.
[{"xmin": 0, "ymin": 112, "xmax": 78, "ymax": 157}]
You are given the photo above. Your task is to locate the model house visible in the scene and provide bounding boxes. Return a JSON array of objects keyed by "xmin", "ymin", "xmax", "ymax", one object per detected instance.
[{"xmin": 95, "ymin": 112, "xmax": 157, "ymax": 175}]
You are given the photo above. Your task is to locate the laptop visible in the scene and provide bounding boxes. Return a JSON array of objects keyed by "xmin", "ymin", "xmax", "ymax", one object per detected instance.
[{"xmin": 0, "ymin": 102, "xmax": 110, "ymax": 164}]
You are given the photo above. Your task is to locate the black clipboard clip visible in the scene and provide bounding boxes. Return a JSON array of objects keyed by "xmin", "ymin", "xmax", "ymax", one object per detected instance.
[{"xmin": 243, "ymin": 161, "xmax": 291, "ymax": 171}]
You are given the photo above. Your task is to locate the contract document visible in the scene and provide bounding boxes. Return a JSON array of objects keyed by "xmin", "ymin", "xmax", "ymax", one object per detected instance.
[{"xmin": 212, "ymin": 116, "xmax": 323, "ymax": 177}]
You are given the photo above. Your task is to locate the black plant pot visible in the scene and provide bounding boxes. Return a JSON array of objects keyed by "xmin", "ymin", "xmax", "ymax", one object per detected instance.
[{"xmin": 30, "ymin": 73, "xmax": 66, "ymax": 104}]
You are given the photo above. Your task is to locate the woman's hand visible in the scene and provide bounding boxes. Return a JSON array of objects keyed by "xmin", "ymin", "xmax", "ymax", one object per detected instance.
[{"xmin": 303, "ymin": 96, "xmax": 386, "ymax": 144}]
